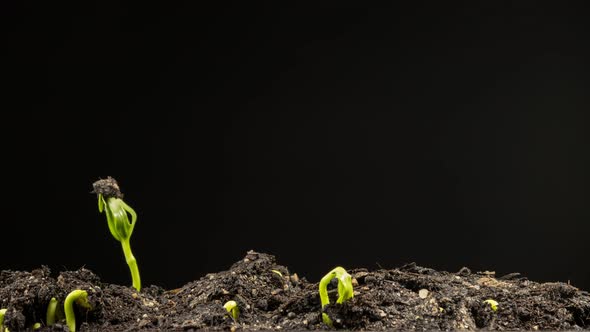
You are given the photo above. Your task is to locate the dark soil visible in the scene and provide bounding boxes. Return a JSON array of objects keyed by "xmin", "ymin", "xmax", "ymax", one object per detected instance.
[
  {"xmin": 92, "ymin": 177, "xmax": 123, "ymax": 199},
  {"xmin": 2, "ymin": 251, "xmax": 589, "ymax": 331}
]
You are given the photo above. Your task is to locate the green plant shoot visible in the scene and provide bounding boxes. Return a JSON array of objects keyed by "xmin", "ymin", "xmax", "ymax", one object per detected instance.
[
  {"xmin": 223, "ymin": 301, "xmax": 239, "ymax": 322},
  {"xmin": 64, "ymin": 290, "xmax": 91, "ymax": 332},
  {"xmin": 93, "ymin": 177, "xmax": 141, "ymax": 291},
  {"xmin": 484, "ymin": 299, "xmax": 498, "ymax": 311},
  {"xmin": 0, "ymin": 308, "xmax": 6, "ymax": 332},
  {"xmin": 46, "ymin": 297, "xmax": 58, "ymax": 326},
  {"xmin": 318, "ymin": 266, "xmax": 354, "ymax": 327}
]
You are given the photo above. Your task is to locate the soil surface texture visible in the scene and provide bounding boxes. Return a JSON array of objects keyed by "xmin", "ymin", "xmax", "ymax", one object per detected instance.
[{"xmin": 1, "ymin": 251, "xmax": 589, "ymax": 331}]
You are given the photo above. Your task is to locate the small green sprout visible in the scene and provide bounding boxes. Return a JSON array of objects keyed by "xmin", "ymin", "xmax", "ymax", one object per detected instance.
[
  {"xmin": 271, "ymin": 270, "xmax": 283, "ymax": 277},
  {"xmin": 64, "ymin": 290, "xmax": 91, "ymax": 332},
  {"xmin": 93, "ymin": 177, "xmax": 141, "ymax": 291},
  {"xmin": 0, "ymin": 309, "xmax": 6, "ymax": 332},
  {"xmin": 223, "ymin": 300, "xmax": 239, "ymax": 322},
  {"xmin": 46, "ymin": 297, "xmax": 58, "ymax": 326},
  {"xmin": 484, "ymin": 299, "xmax": 499, "ymax": 311},
  {"xmin": 32, "ymin": 323, "xmax": 41, "ymax": 330},
  {"xmin": 318, "ymin": 267, "xmax": 354, "ymax": 327}
]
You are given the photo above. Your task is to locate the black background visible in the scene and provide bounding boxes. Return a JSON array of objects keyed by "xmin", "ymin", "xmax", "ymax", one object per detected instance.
[{"xmin": 4, "ymin": 2, "xmax": 590, "ymax": 290}]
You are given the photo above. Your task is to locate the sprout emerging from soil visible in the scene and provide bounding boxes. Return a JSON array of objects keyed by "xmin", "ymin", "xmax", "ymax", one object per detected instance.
[
  {"xmin": 223, "ymin": 301, "xmax": 239, "ymax": 322},
  {"xmin": 32, "ymin": 322, "xmax": 41, "ymax": 330},
  {"xmin": 0, "ymin": 308, "xmax": 6, "ymax": 332},
  {"xmin": 64, "ymin": 290, "xmax": 91, "ymax": 332},
  {"xmin": 484, "ymin": 299, "xmax": 499, "ymax": 311},
  {"xmin": 46, "ymin": 297, "xmax": 58, "ymax": 326},
  {"xmin": 319, "ymin": 266, "xmax": 354, "ymax": 327},
  {"xmin": 93, "ymin": 176, "xmax": 141, "ymax": 291}
]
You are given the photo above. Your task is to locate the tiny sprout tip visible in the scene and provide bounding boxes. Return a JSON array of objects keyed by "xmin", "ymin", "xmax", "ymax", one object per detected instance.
[
  {"xmin": 46, "ymin": 297, "xmax": 58, "ymax": 326},
  {"xmin": 223, "ymin": 301, "xmax": 239, "ymax": 321},
  {"xmin": 0, "ymin": 309, "xmax": 6, "ymax": 329},
  {"xmin": 484, "ymin": 299, "xmax": 499, "ymax": 311}
]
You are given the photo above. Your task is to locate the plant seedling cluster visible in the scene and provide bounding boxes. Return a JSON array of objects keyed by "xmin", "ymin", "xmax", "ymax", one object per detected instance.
[
  {"xmin": 2, "ymin": 289, "xmax": 90, "ymax": 332},
  {"xmin": 6, "ymin": 177, "xmax": 362, "ymax": 330},
  {"xmin": 2, "ymin": 177, "xmax": 133, "ymax": 331}
]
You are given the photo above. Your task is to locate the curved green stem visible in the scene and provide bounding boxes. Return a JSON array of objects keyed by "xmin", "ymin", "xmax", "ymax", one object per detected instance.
[
  {"xmin": 64, "ymin": 290, "xmax": 91, "ymax": 332},
  {"xmin": 122, "ymin": 238, "xmax": 141, "ymax": 292},
  {"xmin": 318, "ymin": 267, "xmax": 354, "ymax": 327},
  {"xmin": 46, "ymin": 297, "xmax": 58, "ymax": 326}
]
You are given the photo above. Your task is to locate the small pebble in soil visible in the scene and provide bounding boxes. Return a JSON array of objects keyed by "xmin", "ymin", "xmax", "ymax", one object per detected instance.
[{"xmin": 419, "ymin": 289, "xmax": 429, "ymax": 299}]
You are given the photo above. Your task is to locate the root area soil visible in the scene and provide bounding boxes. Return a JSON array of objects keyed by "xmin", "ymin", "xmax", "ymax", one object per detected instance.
[{"xmin": 1, "ymin": 251, "xmax": 589, "ymax": 331}]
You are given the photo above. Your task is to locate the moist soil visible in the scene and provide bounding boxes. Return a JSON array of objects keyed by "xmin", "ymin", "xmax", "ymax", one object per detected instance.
[{"xmin": 1, "ymin": 251, "xmax": 589, "ymax": 331}]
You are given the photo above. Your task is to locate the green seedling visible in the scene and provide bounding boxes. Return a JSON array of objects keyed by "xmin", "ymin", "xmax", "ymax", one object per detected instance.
[
  {"xmin": 318, "ymin": 266, "xmax": 354, "ymax": 327},
  {"xmin": 46, "ymin": 297, "xmax": 58, "ymax": 326},
  {"xmin": 223, "ymin": 301, "xmax": 239, "ymax": 322},
  {"xmin": 271, "ymin": 270, "xmax": 283, "ymax": 277},
  {"xmin": 32, "ymin": 323, "xmax": 41, "ymax": 330},
  {"xmin": 0, "ymin": 308, "xmax": 6, "ymax": 332},
  {"xmin": 64, "ymin": 290, "xmax": 91, "ymax": 332},
  {"xmin": 93, "ymin": 177, "xmax": 141, "ymax": 291},
  {"xmin": 484, "ymin": 299, "xmax": 499, "ymax": 311}
]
